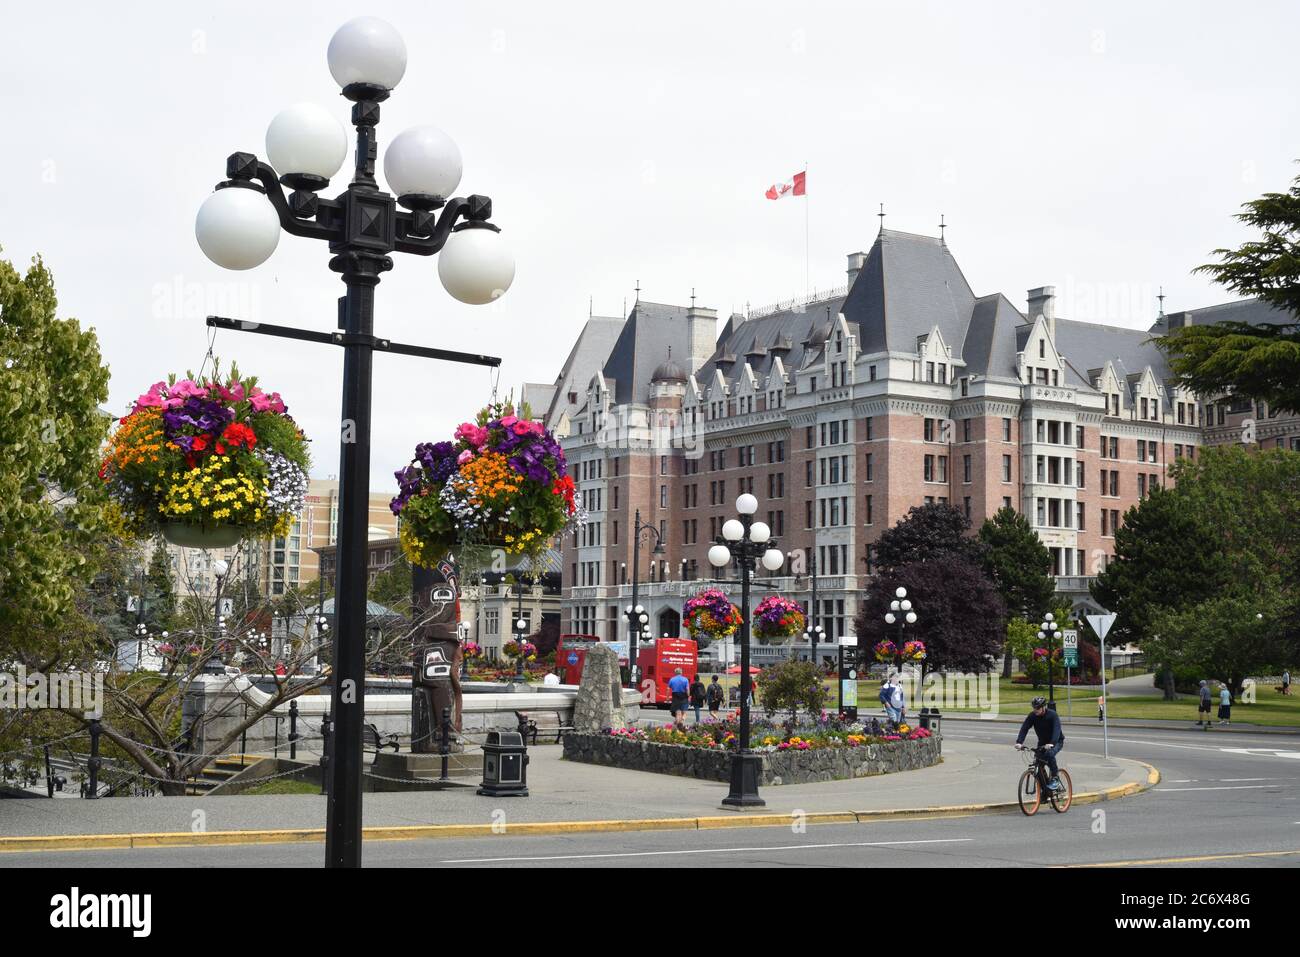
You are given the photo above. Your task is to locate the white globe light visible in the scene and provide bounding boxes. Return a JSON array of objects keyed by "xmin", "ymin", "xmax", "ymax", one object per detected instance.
[
  {"xmin": 750, "ymin": 521, "xmax": 771, "ymax": 543},
  {"xmin": 439, "ymin": 227, "xmax": 516, "ymax": 305},
  {"xmin": 195, "ymin": 187, "xmax": 280, "ymax": 270},
  {"xmin": 212, "ymin": 559, "xmax": 229, "ymax": 577},
  {"xmin": 895, "ymin": 587, "xmax": 907, "ymax": 599},
  {"xmin": 736, "ymin": 493, "xmax": 759, "ymax": 516},
  {"xmin": 885, "ymin": 612, "xmax": 896, "ymax": 624},
  {"xmin": 890, "ymin": 600, "xmax": 900, "ymax": 612},
  {"xmin": 905, "ymin": 612, "xmax": 917, "ymax": 624},
  {"xmin": 266, "ymin": 103, "xmax": 347, "ymax": 180},
  {"xmin": 761, "ymin": 548, "xmax": 784, "ymax": 571},
  {"xmin": 1037, "ymin": 631, "xmax": 1046, "ymax": 641},
  {"xmin": 722, "ymin": 519, "xmax": 744, "ymax": 542},
  {"xmin": 327, "ymin": 17, "xmax": 407, "ymax": 90},
  {"xmin": 708, "ymin": 544, "xmax": 731, "ymax": 568},
  {"xmin": 900, "ymin": 599, "xmax": 912, "ymax": 611},
  {"xmin": 383, "ymin": 125, "xmax": 463, "ymax": 200},
  {"xmin": 635, "ymin": 605, "xmax": 644, "ymax": 614},
  {"xmin": 1045, "ymin": 612, "xmax": 1054, "ymax": 621},
  {"xmin": 639, "ymin": 613, "xmax": 648, "ymax": 624}
]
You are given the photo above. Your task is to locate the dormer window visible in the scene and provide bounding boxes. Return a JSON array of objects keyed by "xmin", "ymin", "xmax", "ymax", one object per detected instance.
[{"xmin": 1039, "ymin": 340, "xmax": 1045, "ymax": 359}]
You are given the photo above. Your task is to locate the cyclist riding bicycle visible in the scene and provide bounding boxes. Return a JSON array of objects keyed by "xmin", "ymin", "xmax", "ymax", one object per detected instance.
[{"xmin": 1015, "ymin": 695, "xmax": 1065, "ymax": 790}]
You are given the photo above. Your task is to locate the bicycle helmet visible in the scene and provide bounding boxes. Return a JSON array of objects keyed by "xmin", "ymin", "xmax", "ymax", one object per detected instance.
[{"xmin": 1031, "ymin": 695, "xmax": 1047, "ymax": 710}]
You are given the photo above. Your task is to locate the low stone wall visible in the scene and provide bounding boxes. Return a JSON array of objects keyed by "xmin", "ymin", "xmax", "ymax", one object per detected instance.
[{"xmin": 562, "ymin": 733, "xmax": 941, "ymax": 785}]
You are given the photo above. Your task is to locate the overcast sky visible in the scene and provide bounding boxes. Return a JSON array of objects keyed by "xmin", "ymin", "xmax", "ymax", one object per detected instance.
[{"xmin": 3, "ymin": 1, "xmax": 1297, "ymax": 485}]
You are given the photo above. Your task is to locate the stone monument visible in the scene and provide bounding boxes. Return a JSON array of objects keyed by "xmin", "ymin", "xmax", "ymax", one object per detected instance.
[{"xmin": 572, "ymin": 643, "xmax": 626, "ymax": 734}]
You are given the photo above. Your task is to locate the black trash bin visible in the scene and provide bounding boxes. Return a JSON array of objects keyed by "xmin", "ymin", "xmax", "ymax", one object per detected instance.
[{"xmin": 478, "ymin": 730, "xmax": 529, "ymax": 797}]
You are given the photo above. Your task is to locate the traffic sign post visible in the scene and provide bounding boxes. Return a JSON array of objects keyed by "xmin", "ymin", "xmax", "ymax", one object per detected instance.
[
  {"xmin": 1087, "ymin": 613, "xmax": 1117, "ymax": 759},
  {"xmin": 1062, "ymin": 629, "xmax": 1078, "ymax": 718}
]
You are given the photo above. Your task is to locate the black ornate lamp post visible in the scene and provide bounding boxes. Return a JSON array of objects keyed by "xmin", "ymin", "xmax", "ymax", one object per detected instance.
[
  {"xmin": 194, "ymin": 17, "xmax": 515, "ymax": 869},
  {"xmin": 708, "ymin": 493, "xmax": 785, "ymax": 808},
  {"xmin": 512, "ymin": 579, "xmax": 530, "ymax": 685},
  {"xmin": 1038, "ymin": 612, "xmax": 1061, "ymax": 709},
  {"xmin": 884, "ymin": 585, "xmax": 919, "ymax": 718},
  {"xmin": 625, "ymin": 509, "xmax": 665, "ymax": 689}
]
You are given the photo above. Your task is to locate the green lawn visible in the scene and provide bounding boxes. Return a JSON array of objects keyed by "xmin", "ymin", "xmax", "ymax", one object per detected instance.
[{"xmin": 242, "ymin": 777, "xmax": 319, "ymax": 795}]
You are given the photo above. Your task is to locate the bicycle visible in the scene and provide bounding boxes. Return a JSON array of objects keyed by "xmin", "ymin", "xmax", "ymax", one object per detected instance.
[{"xmin": 1017, "ymin": 745, "xmax": 1072, "ymax": 815}]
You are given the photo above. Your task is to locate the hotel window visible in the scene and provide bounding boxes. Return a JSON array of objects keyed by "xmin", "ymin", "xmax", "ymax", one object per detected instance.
[
  {"xmin": 924, "ymin": 455, "xmax": 935, "ymax": 482},
  {"xmin": 805, "ymin": 500, "xmax": 813, "ymax": 529},
  {"xmin": 1003, "ymin": 496, "xmax": 1013, "ymax": 510},
  {"xmin": 1036, "ymin": 456, "xmax": 1046, "ymax": 483},
  {"xmin": 865, "ymin": 417, "xmax": 874, "ymax": 440},
  {"xmin": 1109, "ymin": 470, "xmax": 1119, "ymax": 496},
  {"xmin": 1003, "ymin": 418, "xmax": 1012, "ymax": 441},
  {"xmin": 1002, "ymin": 455, "xmax": 1012, "ymax": 482},
  {"xmin": 1140, "ymin": 397, "xmax": 1149, "ymax": 419},
  {"xmin": 869, "ymin": 365, "xmax": 877, "ymax": 381},
  {"xmin": 660, "ymin": 485, "xmax": 668, "ymax": 508},
  {"xmin": 963, "ymin": 455, "xmax": 972, "ymax": 483},
  {"xmin": 864, "ymin": 453, "xmax": 874, "ymax": 482},
  {"xmin": 1048, "ymin": 421, "xmax": 1060, "ymax": 444},
  {"xmin": 660, "ymin": 455, "xmax": 668, "ymax": 475},
  {"xmin": 1076, "ymin": 502, "xmax": 1085, "ymax": 530},
  {"xmin": 937, "ymin": 456, "xmax": 948, "ymax": 483},
  {"xmin": 865, "ymin": 494, "xmax": 873, "ymax": 525},
  {"xmin": 924, "ymin": 418, "xmax": 935, "ymax": 442},
  {"xmin": 1036, "ymin": 498, "xmax": 1046, "ymax": 526},
  {"xmin": 1076, "ymin": 461, "xmax": 1084, "ymax": 487},
  {"xmin": 926, "ymin": 361, "xmax": 935, "ymax": 382},
  {"xmin": 961, "ymin": 377, "xmax": 969, "ymax": 396},
  {"xmin": 963, "ymin": 418, "xmax": 972, "ymax": 442},
  {"xmin": 1076, "ymin": 426, "xmax": 1085, "ymax": 449},
  {"xmin": 963, "ymin": 496, "xmax": 971, "ymax": 519},
  {"xmin": 1036, "ymin": 419, "xmax": 1045, "ymax": 442}
]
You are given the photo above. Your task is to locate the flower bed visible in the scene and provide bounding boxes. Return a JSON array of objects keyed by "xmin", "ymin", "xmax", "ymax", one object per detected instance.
[{"xmin": 563, "ymin": 719, "xmax": 941, "ymax": 785}]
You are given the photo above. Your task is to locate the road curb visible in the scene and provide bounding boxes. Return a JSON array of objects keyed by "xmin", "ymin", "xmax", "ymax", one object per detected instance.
[
  {"xmin": 0, "ymin": 761, "xmax": 1160, "ymax": 854},
  {"xmin": 942, "ymin": 715, "xmax": 1299, "ymax": 735}
]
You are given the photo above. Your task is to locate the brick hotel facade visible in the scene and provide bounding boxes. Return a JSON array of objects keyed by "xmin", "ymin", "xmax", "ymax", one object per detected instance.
[{"xmin": 523, "ymin": 228, "xmax": 1298, "ymax": 661}]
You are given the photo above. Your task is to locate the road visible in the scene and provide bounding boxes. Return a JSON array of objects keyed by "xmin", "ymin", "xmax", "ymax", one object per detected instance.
[{"xmin": 4, "ymin": 721, "xmax": 1298, "ymax": 867}]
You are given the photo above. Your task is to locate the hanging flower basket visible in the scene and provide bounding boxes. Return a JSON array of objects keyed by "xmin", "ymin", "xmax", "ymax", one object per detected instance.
[
  {"xmin": 390, "ymin": 400, "xmax": 583, "ymax": 571},
  {"xmin": 684, "ymin": 588, "xmax": 741, "ymax": 648},
  {"xmin": 502, "ymin": 640, "xmax": 537, "ymax": 662},
  {"xmin": 100, "ymin": 362, "xmax": 310, "ymax": 546},
  {"xmin": 753, "ymin": 595, "xmax": 805, "ymax": 645}
]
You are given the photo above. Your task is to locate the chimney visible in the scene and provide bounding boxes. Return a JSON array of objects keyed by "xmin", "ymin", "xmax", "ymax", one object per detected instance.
[
  {"xmin": 1027, "ymin": 286, "xmax": 1056, "ymax": 341},
  {"xmin": 847, "ymin": 251, "xmax": 869, "ymax": 286},
  {"xmin": 686, "ymin": 304, "xmax": 718, "ymax": 374}
]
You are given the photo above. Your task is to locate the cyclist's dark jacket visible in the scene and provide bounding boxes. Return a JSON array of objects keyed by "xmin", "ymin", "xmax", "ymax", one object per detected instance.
[{"xmin": 1016, "ymin": 709, "xmax": 1064, "ymax": 747}]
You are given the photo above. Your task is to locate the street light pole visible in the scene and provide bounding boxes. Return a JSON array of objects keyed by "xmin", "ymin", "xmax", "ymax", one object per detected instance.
[
  {"xmin": 884, "ymin": 586, "xmax": 918, "ymax": 719},
  {"xmin": 626, "ymin": 509, "xmax": 664, "ymax": 690},
  {"xmin": 709, "ymin": 494, "xmax": 785, "ymax": 808},
  {"xmin": 1038, "ymin": 612, "xmax": 1060, "ymax": 709},
  {"xmin": 196, "ymin": 18, "xmax": 516, "ymax": 869}
]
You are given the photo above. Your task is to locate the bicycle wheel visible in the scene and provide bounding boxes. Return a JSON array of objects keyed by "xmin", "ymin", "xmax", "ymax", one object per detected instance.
[
  {"xmin": 1050, "ymin": 769, "xmax": 1073, "ymax": 813},
  {"xmin": 1017, "ymin": 769, "xmax": 1041, "ymax": 815}
]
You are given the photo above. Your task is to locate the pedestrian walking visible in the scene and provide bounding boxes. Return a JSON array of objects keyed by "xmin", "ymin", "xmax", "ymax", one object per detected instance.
[
  {"xmin": 1283, "ymin": 670, "xmax": 1292, "ymax": 696},
  {"xmin": 1218, "ymin": 683, "xmax": 1232, "ymax": 725},
  {"xmin": 689, "ymin": 674, "xmax": 706, "ymax": 724},
  {"xmin": 1097, "ymin": 693, "xmax": 1105, "ymax": 723},
  {"xmin": 890, "ymin": 674, "xmax": 907, "ymax": 725},
  {"xmin": 1197, "ymin": 680, "xmax": 1212, "ymax": 727},
  {"xmin": 667, "ymin": 667, "xmax": 690, "ymax": 729},
  {"xmin": 705, "ymin": 674, "xmax": 724, "ymax": 718},
  {"xmin": 880, "ymin": 676, "xmax": 899, "ymax": 724}
]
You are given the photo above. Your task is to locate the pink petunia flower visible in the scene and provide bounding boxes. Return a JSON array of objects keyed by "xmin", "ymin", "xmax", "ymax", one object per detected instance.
[{"xmin": 457, "ymin": 450, "xmax": 474, "ymax": 465}]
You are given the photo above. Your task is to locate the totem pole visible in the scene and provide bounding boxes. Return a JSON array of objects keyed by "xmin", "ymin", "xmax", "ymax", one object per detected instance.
[{"xmin": 411, "ymin": 556, "xmax": 464, "ymax": 753}]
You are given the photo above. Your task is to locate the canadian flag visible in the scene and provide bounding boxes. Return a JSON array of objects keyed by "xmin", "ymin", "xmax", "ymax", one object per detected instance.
[{"xmin": 765, "ymin": 170, "xmax": 806, "ymax": 200}]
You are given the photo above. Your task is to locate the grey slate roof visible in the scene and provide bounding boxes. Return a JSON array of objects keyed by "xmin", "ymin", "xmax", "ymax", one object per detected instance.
[
  {"xmin": 694, "ymin": 295, "xmax": 846, "ymax": 390},
  {"xmin": 602, "ymin": 301, "xmax": 690, "ymax": 404},
  {"xmin": 1053, "ymin": 318, "xmax": 1172, "ymax": 393},
  {"xmin": 964, "ymin": 294, "xmax": 1026, "ymax": 379},
  {"xmin": 841, "ymin": 229, "xmax": 977, "ymax": 356},
  {"xmin": 538, "ymin": 316, "xmax": 625, "ymax": 429},
  {"xmin": 1160, "ymin": 298, "xmax": 1296, "ymax": 332}
]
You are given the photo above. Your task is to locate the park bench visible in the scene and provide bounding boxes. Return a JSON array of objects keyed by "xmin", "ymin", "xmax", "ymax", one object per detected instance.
[
  {"xmin": 514, "ymin": 710, "xmax": 572, "ymax": 744},
  {"xmin": 365, "ymin": 723, "xmax": 400, "ymax": 759}
]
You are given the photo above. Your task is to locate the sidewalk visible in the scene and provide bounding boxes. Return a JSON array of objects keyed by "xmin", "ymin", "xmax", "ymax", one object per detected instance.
[{"xmin": 0, "ymin": 737, "xmax": 1154, "ymax": 850}]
